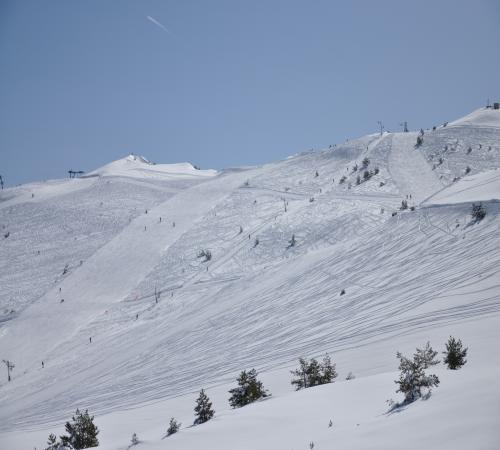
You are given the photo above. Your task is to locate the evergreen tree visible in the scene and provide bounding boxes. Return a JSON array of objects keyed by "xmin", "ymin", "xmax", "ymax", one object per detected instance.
[
  {"xmin": 320, "ymin": 353, "xmax": 338, "ymax": 384},
  {"xmin": 290, "ymin": 357, "xmax": 310, "ymax": 390},
  {"xmin": 414, "ymin": 341, "xmax": 440, "ymax": 369},
  {"xmin": 395, "ymin": 351, "xmax": 439, "ymax": 403},
  {"xmin": 471, "ymin": 203, "xmax": 486, "ymax": 222},
  {"xmin": 306, "ymin": 358, "xmax": 322, "ymax": 386},
  {"xmin": 45, "ymin": 433, "xmax": 60, "ymax": 450},
  {"xmin": 194, "ymin": 389, "xmax": 214, "ymax": 425},
  {"xmin": 228, "ymin": 369, "xmax": 269, "ymax": 408},
  {"xmin": 166, "ymin": 417, "xmax": 181, "ymax": 436},
  {"xmin": 60, "ymin": 409, "xmax": 99, "ymax": 449},
  {"xmin": 443, "ymin": 336, "xmax": 468, "ymax": 370}
]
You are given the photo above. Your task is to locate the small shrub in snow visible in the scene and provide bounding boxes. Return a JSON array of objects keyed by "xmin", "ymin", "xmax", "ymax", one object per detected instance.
[
  {"xmin": 415, "ymin": 135, "xmax": 423, "ymax": 147},
  {"xmin": 363, "ymin": 170, "xmax": 370, "ymax": 181},
  {"xmin": 166, "ymin": 417, "xmax": 181, "ymax": 436},
  {"xmin": 352, "ymin": 164, "xmax": 358, "ymax": 173},
  {"xmin": 400, "ymin": 200, "xmax": 408, "ymax": 210},
  {"xmin": 130, "ymin": 433, "xmax": 139, "ymax": 446},
  {"xmin": 465, "ymin": 166, "xmax": 471, "ymax": 175},
  {"xmin": 194, "ymin": 389, "xmax": 214, "ymax": 425},
  {"xmin": 287, "ymin": 234, "xmax": 296, "ymax": 248},
  {"xmin": 197, "ymin": 249, "xmax": 212, "ymax": 262},
  {"xmin": 356, "ymin": 175, "xmax": 361, "ymax": 185},
  {"xmin": 395, "ymin": 350, "xmax": 439, "ymax": 404},
  {"xmin": 290, "ymin": 354, "xmax": 337, "ymax": 390},
  {"xmin": 340, "ymin": 289, "xmax": 345, "ymax": 296},
  {"xmin": 309, "ymin": 442, "xmax": 315, "ymax": 449},
  {"xmin": 362, "ymin": 157, "xmax": 370, "ymax": 168},
  {"xmin": 339, "ymin": 176, "xmax": 346, "ymax": 185},
  {"xmin": 443, "ymin": 336, "xmax": 468, "ymax": 370},
  {"xmin": 379, "ymin": 181, "xmax": 385, "ymax": 187},
  {"xmin": 466, "ymin": 146, "xmax": 472, "ymax": 154},
  {"xmin": 345, "ymin": 371, "xmax": 355, "ymax": 380},
  {"xmin": 228, "ymin": 368, "xmax": 270, "ymax": 408},
  {"xmin": 315, "ymin": 170, "xmax": 319, "ymax": 177},
  {"xmin": 309, "ymin": 197, "xmax": 315, "ymax": 202},
  {"xmin": 328, "ymin": 419, "xmax": 333, "ymax": 427},
  {"xmin": 253, "ymin": 238, "xmax": 259, "ymax": 248},
  {"xmin": 471, "ymin": 203, "xmax": 486, "ymax": 222},
  {"xmin": 373, "ymin": 167, "xmax": 380, "ymax": 175}
]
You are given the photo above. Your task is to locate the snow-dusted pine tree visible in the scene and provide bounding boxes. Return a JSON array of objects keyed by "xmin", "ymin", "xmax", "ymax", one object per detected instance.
[
  {"xmin": 291, "ymin": 357, "xmax": 309, "ymax": 390},
  {"xmin": 443, "ymin": 336, "xmax": 468, "ymax": 370},
  {"xmin": 395, "ymin": 351, "xmax": 439, "ymax": 403},
  {"xmin": 228, "ymin": 368, "xmax": 269, "ymax": 408},
  {"xmin": 194, "ymin": 389, "xmax": 214, "ymax": 425},
  {"xmin": 45, "ymin": 433, "xmax": 60, "ymax": 450},
  {"xmin": 60, "ymin": 409, "xmax": 99, "ymax": 449},
  {"xmin": 166, "ymin": 417, "xmax": 181, "ymax": 436},
  {"xmin": 414, "ymin": 341, "xmax": 440, "ymax": 369}
]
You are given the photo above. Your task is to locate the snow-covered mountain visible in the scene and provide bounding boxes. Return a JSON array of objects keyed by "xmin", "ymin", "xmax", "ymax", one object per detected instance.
[{"xmin": 1, "ymin": 107, "xmax": 499, "ymax": 450}]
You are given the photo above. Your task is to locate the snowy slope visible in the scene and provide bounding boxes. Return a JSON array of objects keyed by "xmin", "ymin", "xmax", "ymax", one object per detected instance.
[
  {"xmin": 1, "ymin": 108, "xmax": 500, "ymax": 450},
  {"xmin": 424, "ymin": 169, "xmax": 500, "ymax": 206},
  {"xmin": 86, "ymin": 154, "xmax": 217, "ymax": 179}
]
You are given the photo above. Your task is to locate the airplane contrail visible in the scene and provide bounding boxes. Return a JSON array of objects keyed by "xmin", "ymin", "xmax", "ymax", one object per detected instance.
[{"xmin": 146, "ymin": 15, "xmax": 172, "ymax": 34}]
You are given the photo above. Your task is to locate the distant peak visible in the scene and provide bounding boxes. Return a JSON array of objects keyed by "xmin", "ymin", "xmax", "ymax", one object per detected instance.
[
  {"xmin": 126, "ymin": 154, "xmax": 152, "ymax": 164},
  {"xmin": 88, "ymin": 155, "xmax": 218, "ymax": 180}
]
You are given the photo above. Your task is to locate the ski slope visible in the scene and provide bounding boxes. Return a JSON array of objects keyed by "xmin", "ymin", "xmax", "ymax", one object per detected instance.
[{"xmin": 0, "ymin": 107, "xmax": 499, "ymax": 450}]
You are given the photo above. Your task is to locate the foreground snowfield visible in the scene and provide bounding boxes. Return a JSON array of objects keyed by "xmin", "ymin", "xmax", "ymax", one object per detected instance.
[{"xmin": 1, "ymin": 108, "xmax": 499, "ymax": 449}]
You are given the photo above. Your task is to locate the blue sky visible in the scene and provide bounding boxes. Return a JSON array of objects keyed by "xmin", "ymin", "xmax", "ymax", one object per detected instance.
[{"xmin": 1, "ymin": 0, "xmax": 499, "ymax": 186}]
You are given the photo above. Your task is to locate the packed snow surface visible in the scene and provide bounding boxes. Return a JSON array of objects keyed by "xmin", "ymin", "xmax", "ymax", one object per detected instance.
[
  {"xmin": 424, "ymin": 169, "xmax": 500, "ymax": 206},
  {"xmin": 447, "ymin": 107, "xmax": 500, "ymax": 128},
  {"xmin": 1, "ymin": 107, "xmax": 500, "ymax": 450}
]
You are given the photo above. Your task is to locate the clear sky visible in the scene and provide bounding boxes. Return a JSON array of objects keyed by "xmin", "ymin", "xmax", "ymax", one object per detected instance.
[{"xmin": 1, "ymin": 0, "xmax": 499, "ymax": 187}]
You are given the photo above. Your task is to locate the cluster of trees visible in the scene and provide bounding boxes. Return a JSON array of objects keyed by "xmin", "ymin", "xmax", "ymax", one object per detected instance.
[
  {"xmin": 290, "ymin": 354, "xmax": 337, "ymax": 390},
  {"xmin": 43, "ymin": 338, "xmax": 468, "ymax": 448},
  {"xmin": 395, "ymin": 336, "xmax": 467, "ymax": 405},
  {"xmin": 165, "ymin": 368, "xmax": 270, "ymax": 438},
  {"xmin": 339, "ymin": 158, "xmax": 379, "ymax": 187}
]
